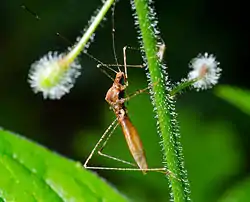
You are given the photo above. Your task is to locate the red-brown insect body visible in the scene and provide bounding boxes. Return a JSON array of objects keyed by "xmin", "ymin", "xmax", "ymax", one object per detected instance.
[{"xmin": 105, "ymin": 72, "xmax": 148, "ymax": 173}]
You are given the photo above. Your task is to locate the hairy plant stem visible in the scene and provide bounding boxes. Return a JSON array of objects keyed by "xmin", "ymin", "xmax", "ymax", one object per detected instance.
[
  {"xmin": 66, "ymin": 0, "xmax": 115, "ymax": 64},
  {"xmin": 170, "ymin": 79, "xmax": 198, "ymax": 96},
  {"xmin": 131, "ymin": 0, "xmax": 191, "ymax": 201}
]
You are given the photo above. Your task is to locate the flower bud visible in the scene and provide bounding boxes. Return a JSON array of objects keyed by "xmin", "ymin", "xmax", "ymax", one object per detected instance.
[
  {"xmin": 188, "ymin": 53, "xmax": 221, "ymax": 90},
  {"xmin": 28, "ymin": 52, "xmax": 81, "ymax": 99}
]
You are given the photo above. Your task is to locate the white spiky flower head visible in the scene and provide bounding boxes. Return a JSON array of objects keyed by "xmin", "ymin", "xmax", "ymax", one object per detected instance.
[
  {"xmin": 28, "ymin": 51, "xmax": 81, "ymax": 99},
  {"xmin": 28, "ymin": 0, "xmax": 117, "ymax": 99},
  {"xmin": 188, "ymin": 53, "xmax": 221, "ymax": 90}
]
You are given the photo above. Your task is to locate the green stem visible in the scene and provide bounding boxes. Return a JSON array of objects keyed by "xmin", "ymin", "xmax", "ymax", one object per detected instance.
[
  {"xmin": 131, "ymin": 0, "xmax": 191, "ymax": 201},
  {"xmin": 170, "ymin": 79, "xmax": 198, "ymax": 96},
  {"xmin": 66, "ymin": 0, "xmax": 115, "ymax": 64}
]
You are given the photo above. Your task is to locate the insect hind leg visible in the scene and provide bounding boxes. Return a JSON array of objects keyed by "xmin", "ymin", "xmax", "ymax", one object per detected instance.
[
  {"xmin": 97, "ymin": 122, "xmax": 137, "ymax": 167},
  {"xmin": 83, "ymin": 118, "xmax": 118, "ymax": 168}
]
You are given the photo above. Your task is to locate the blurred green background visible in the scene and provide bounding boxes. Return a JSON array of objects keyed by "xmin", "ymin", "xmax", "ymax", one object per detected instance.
[{"xmin": 1, "ymin": 0, "xmax": 249, "ymax": 201}]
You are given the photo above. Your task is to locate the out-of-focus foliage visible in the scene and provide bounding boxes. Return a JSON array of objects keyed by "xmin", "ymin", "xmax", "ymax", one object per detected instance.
[
  {"xmin": 215, "ymin": 85, "xmax": 250, "ymax": 201},
  {"xmin": 180, "ymin": 108, "xmax": 243, "ymax": 202},
  {"xmin": 216, "ymin": 85, "xmax": 250, "ymax": 116},
  {"xmin": 0, "ymin": 128, "xmax": 127, "ymax": 201},
  {"xmin": 219, "ymin": 177, "xmax": 250, "ymax": 202}
]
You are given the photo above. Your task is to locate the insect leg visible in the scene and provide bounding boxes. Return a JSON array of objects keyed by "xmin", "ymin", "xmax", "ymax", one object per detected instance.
[
  {"xmin": 84, "ymin": 118, "xmax": 118, "ymax": 168},
  {"xmin": 84, "ymin": 118, "xmax": 136, "ymax": 169},
  {"xmin": 118, "ymin": 80, "xmax": 159, "ymax": 103},
  {"xmin": 84, "ymin": 166, "xmax": 179, "ymax": 180},
  {"xmin": 97, "ymin": 121, "xmax": 137, "ymax": 167}
]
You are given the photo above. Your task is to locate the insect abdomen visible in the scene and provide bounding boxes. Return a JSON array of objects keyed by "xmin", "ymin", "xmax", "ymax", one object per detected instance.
[{"xmin": 120, "ymin": 115, "xmax": 148, "ymax": 173}]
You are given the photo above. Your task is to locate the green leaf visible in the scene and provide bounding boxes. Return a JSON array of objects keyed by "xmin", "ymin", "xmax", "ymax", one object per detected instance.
[
  {"xmin": 0, "ymin": 128, "xmax": 128, "ymax": 202},
  {"xmin": 215, "ymin": 85, "xmax": 250, "ymax": 116}
]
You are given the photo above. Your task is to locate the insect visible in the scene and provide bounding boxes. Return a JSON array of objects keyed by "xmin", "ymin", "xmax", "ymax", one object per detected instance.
[
  {"xmin": 83, "ymin": 46, "xmax": 172, "ymax": 175},
  {"xmin": 85, "ymin": 3, "xmax": 172, "ymax": 176}
]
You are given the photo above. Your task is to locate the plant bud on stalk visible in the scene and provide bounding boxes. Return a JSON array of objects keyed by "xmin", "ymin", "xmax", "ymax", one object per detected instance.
[{"xmin": 188, "ymin": 53, "xmax": 221, "ymax": 90}]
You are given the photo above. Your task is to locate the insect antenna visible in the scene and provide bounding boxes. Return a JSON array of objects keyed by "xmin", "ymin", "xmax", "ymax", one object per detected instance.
[
  {"xmin": 55, "ymin": 30, "xmax": 118, "ymax": 78},
  {"xmin": 21, "ymin": 4, "xmax": 41, "ymax": 20},
  {"xmin": 111, "ymin": 0, "xmax": 121, "ymax": 73}
]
